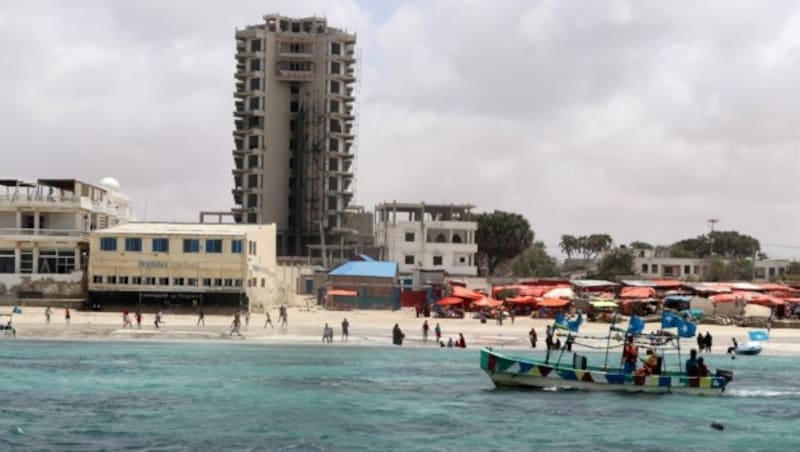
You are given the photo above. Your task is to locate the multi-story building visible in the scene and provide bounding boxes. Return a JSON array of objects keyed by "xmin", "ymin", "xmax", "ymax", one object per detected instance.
[
  {"xmin": 231, "ymin": 14, "xmax": 358, "ymax": 258},
  {"xmin": 88, "ymin": 222, "xmax": 276, "ymax": 312},
  {"xmin": 633, "ymin": 248, "xmax": 790, "ymax": 281},
  {"xmin": 374, "ymin": 202, "xmax": 479, "ymax": 279},
  {"xmin": 0, "ymin": 177, "xmax": 132, "ymax": 300}
]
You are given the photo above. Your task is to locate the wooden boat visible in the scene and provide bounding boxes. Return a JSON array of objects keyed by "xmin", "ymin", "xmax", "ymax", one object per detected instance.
[{"xmin": 480, "ymin": 347, "xmax": 733, "ymax": 395}]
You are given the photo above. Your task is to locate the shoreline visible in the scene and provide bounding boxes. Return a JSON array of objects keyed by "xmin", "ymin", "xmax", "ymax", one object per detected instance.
[{"xmin": 3, "ymin": 306, "xmax": 798, "ymax": 357}]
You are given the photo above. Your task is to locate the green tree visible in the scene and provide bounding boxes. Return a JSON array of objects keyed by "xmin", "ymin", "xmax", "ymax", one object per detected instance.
[
  {"xmin": 559, "ymin": 234, "xmax": 580, "ymax": 260},
  {"xmin": 476, "ymin": 211, "xmax": 534, "ymax": 276},
  {"xmin": 595, "ymin": 248, "xmax": 635, "ymax": 280},
  {"xmin": 511, "ymin": 241, "xmax": 560, "ymax": 277},
  {"xmin": 629, "ymin": 241, "xmax": 653, "ymax": 250},
  {"xmin": 671, "ymin": 230, "xmax": 760, "ymax": 259},
  {"xmin": 786, "ymin": 262, "xmax": 800, "ymax": 275},
  {"xmin": 708, "ymin": 257, "xmax": 754, "ymax": 281}
]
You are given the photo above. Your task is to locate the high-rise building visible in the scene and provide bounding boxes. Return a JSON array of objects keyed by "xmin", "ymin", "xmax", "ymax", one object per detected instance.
[{"xmin": 231, "ymin": 14, "xmax": 358, "ymax": 258}]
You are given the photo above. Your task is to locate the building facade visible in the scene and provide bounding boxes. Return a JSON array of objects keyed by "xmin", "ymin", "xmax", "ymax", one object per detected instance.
[
  {"xmin": 375, "ymin": 202, "xmax": 478, "ymax": 278},
  {"xmin": 0, "ymin": 178, "xmax": 132, "ymax": 300},
  {"xmin": 88, "ymin": 223, "xmax": 276, "ymax": 312},
  {"xmin": 231, "ymin": 14, "xmax": 358, "ymax": 257},
  {"xmin": 633, "ymin": 248, "xmax": 790, "ymax": 281}
]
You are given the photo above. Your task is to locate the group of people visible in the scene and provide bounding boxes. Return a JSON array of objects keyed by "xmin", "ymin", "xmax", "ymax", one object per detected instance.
[
  {"xmin": 321, "ymin": 318, "xmax": 349, "ymax": 343},
  {"xmin": 685, "ymin": 349, "xmax": 711, "ymax": 377},
  {"xmin": 44, "ymin": 306, "xmax": 72, "ymax": 325},
  {"xmin": 697, "ymin": 331, "xmax": 713, "ymax": 353}
]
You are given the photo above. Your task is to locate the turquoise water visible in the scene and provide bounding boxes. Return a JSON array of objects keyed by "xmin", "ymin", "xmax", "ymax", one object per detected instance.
[{"xmin": 0, "ymin": 341, "xmax": 798, "ymax": 451}]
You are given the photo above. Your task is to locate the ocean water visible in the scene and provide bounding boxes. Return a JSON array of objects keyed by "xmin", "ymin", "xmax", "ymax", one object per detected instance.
[{"xmin": 0, "ymin": 340, "xmax": 798, "ymax": 451}]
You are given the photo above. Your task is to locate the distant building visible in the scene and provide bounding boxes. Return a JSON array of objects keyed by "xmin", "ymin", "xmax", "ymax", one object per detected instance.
[
  {"xmin": 326, "ymin": 259, "xmax": 399, "ymax": 309},
  {"xmin": 0, "ymin": 178, "xmax": 132, "ymax": 300},
  {"xmin": 375, "ymin": 202, "xmax": 478, "ymax": 282},
  {"xmin": 632, "ymin": 248, "xmax": 790, "ymax": 281},
  {"xmin": 231, "ymin": 14, "xmax": 359, "ymax": 258},
  {"xmin": 88, "ymin": 222, "xmax": 276, "ymax": 312}
]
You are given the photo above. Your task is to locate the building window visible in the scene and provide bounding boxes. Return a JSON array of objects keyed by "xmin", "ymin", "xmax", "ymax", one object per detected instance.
[
  {"xmin": 459, "ymin": 256, "xmax": 466, "ymax": 263},
  {"xmin": 249, "ymin": 241, "xmax": 257, "ymax": 255},
  {"xmin": 641, "ymin": 264, "xmax": 648, "ymax": 273},
  {"xmin": 144, "ymin": 277, "xmax": 156, "ymax": 285},
  {"xmin": 683, "ymin": 265, "xmax": 691, "ymax": 275},
  {"xmin": 183, "ymin": 239, "xmax": 200, "ymax": 253},
  {"xmin": 433, "ymin": 256, "xmax": 443, "ymax": 266},
  {"xmin": 248, "ymin": 155, "xmax": 259, "ymax": 168},
  {"xmin": 152, "ymin": 238, "xmax": 169, "ymax": 253},
  {"xmin": 20, "ymin": 250, "xmax": 33, "ymax": 274},
  {"xmin": 0, "ymin": 249, "xmax": 13, "ymax": 274},
  {"xmin": 214, "ymin": 278, "xmax": 223, "ymax": 287},
  {"xmin": 158, "ymin": 277, "xmax": 169, "ymax": 286},
  {"xmin": 100, "ymin": 237, "xmax": 117, "ymax": 251},
  {"xmin": 329, "ymin": 138, "xmax": 339, "ymax": 151},
  {"xmin": 187, "ymin": 278, "xmax": 198, "ymax": 286},
  {"xmin": 224, "ymin": 279, "xmax": 233, "ymax": 287},
  {"xmin": 405, "ymin": 232, "xmax": 415, "ymax": 242},
  {"xmin": 132, "ymin": 276, "xmax": 142, "ymax": 285},
  {"xmin": 330, "ymin": 80, "xmax": 340, "ymax": 94},
  {"xmin": 250, "ymin": 39, "xmax": 261, "ymax": 52},
  {"xmin": 693, "ymin": 265, "xmax": 700, "ymax": 275},
  {"xmin": 231, "ymin": 240, "xmax": 243, "ymax": 253},
  {"xmin": 331, "ymin": 42, "xmax": 341, "ymax": 55},
  {"xmin": 249, "ymin": 59, "xmax": 261, "ymax": 71},
  {"xmin": 173, "ymin": 277, "xmax": 185, "ymax": 286},
  {"xmin": 93, "ymin": 275, "xmax": 102, "ymax": 283},
  {"xmin": 328, "ymin": 196, "xmax": 337, "ymax": 210},
  {"xmin": 261, "ymin": 278, "xmax": 266, "ymax": 288},
  {"xmin": 249, "ymin": 97, "xmax": 260, "ymax": 110},
  {"xmin": 202, "ymin": 278, "xmax": 212, "ymax": 287},
  {"xmin": 249, "ymin": 78, "xmax": 260, "ymax": 90},
  {"xmin": 37, "ymin": 249, "xmax": 75, "ymax": 274},
  {"xmin": 248, "ymin": 135, "xmax": 259, "ymax": 149},
  {"xmin": 405, "ymin": 255, "xmax": 414, "ymax": 265},
  {"xmin": 205, "ymin": 239, "xmax": 223, "ymax": 253},
  {"xmin": 234, "ymin": 279, "xmax": 242, "ymax": 287},
  {"xmin": 329, "ymin": 100, "xmax": 340, "ymax": 113},
  {"xmin": 106, "ymin": 275, "xmax": 117, "ymax": 284},
  {"xmin": 651, "ymin": 264, "xmax": 658, "ymax": 273},
  {"xmin": 330, "ymin": 61, "xmax": 341, "ymax": 74},
  {"xmin": 125, "ymin": 238, "xmax": 142, "ymax": 252}
]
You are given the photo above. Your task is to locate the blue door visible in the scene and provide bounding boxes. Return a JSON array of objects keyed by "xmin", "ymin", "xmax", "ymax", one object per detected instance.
[{"xmin": 305, "ymin": 278, "xmax": 314, "ymax": 294}]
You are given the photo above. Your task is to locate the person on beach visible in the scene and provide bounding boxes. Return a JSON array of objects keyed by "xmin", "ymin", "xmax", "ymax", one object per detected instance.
[
  {"xmin": 434, "ymin": 323, "xmax": 441, "ymax": 343},
  {"xmin": 322, "ymin": 323, "xmax": 330, "ymax": 343},
  {"xmin": 685, "ymin": 349, "xmax": 699, "ymax": 376},
  {"xmin": 197, "ymin": 309, "xmax": 205, "ymax": 326},
  {"xmin": 341, "ymin": 318, "xmax": 349, "ymax": 342},
  {"xmin": 529, "ymin": 327, "xmax": 537, "ymax": 348},
  {"xmin": 697, "ymin": 332, "xmax": 704, "ymax": 353},
  {"xmin": 45, "ymin": 306, "xmax": 52, "ymax": 324},
  {"xmin": 545, "ymin": 325, "xmax": 554, "ymax": 350},
  {"xmin": 704, "ymin": 332, "xmax": 713, "ymax": 353},
  {"xmin": 122, "ymin": 310, "xmax": 133, "ymax": 328},
  {"xmin": 264, "ymin": 311, "xmax": 273, "ymax": 328},
  {"xmin": 154, "ymin": 311, "xmax": 162, "ymax": 329},
  {"xmin": 230, "ymin": 312, "xmax": 242, "ymax": 336},
  {"xmin": 244, "ymin": 310, "xmax": 250, "ymax": 328},
  {"xmin": 65, "ymin": 307, "xmax": 71, "ymax": 325},
  {"xmin": 455, "ymin": 333, "xmax": 466, "ymax": 348},
  {"xmin": 279, "ymin": 305, "xmax": 288, "ymax": 327},
  {"xmin": 447, "ymin": 337, "xmax": 454, "ymax": 347},
  {"xmin": 392, "ymin": 324, "xmax": 404, "ymax": 345},
  {"xmin": 422, "ymin": 320, "xmax": 429, "ymax": 342},
  {"xmin": 135, "ymin": 309, "xmax": 142, "ymax": 329},
  {"xmin": 510, "ymin": 306, "xmax": 516, "ymax": 325}
]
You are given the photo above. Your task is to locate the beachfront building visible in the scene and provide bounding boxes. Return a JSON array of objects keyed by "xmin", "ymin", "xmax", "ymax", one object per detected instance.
[
  {"xmin": 0, "ymin": 178, "xmax": 133, "ymax": 300},
  {"xmin": 231, "ymin": 14, "xmax": 360, "ymax": 258},
  {"xmin": 87, "ymin": 223, "xmax": 276, "ymax": 312},
  {"xmin": 633, "ymin": 248, "xmax": 790, "ymax": 281},
  {"xmin": 325, "ymin": 259, "xmax": 400, "ymax": 309},
  {"xmin": 374, "ymin": 202, "xmax": 478, "ymax": 286}
]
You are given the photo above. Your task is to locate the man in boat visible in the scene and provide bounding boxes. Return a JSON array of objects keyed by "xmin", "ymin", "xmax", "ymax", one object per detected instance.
[
  {"xmin": 696, "ymin": 357, "xmax": 710, "ymax": 377},
  {"xmin": 685, "ymin": 349, "xmax": 699, "ymax": 376},
  {"xmin": 622, "ymin": 334, "xmax": 638, "ymax": 374},
  {"xmin": 633, "ymin": 348, "xmax": 659, "ymax": 376}
]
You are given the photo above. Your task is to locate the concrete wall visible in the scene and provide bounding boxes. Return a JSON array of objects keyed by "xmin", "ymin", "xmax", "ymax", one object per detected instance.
[{"xmin": 0, "ymin": 272, "xmax": 84, "ymax": 299}]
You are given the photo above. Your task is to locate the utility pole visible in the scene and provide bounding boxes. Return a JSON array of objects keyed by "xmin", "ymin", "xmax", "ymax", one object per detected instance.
[{"xmin": 707, "ymin": 218, "xmax": 719, "ymax": 256}]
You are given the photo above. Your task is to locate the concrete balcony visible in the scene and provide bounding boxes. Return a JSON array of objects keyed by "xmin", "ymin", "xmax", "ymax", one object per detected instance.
[
  {"xmin": 0, "ymin": 194, "xmax": 93, "ymax": 211},
  {"xmin": 276, "ymin": 69, "xmax": 314, "ymax": 81},
  {"xmin": 277, "ymin": 50, "xmax": 314, "ymax": 59},
  {"xmin": 0, "ymin": 228, "xmax": 89, "ymax": 240}
]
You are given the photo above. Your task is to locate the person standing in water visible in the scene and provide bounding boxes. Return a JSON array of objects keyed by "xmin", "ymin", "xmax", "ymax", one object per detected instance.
[
  {"xmin": 45, "ymin": 306, "xmax": 52, "ymax": 324},
  {"xmin": 264, "ymin": 311, "xmax": 273, "ymax": 328},
  {"xmin": 135, "ymin": 309, "xmax": 142, "ymax": 329},
  {"xmin": 197, "ymin": 309, "xmax": 205, "ymax": 326},
  {"xmin": 341, "ymin": 318, "xmax": 350, "ymax": 342},
  {"xmin": 422, "ymin": 320, "xmax": 430, "ymax": 342},
  {"xmin": 65, "ymin": 307, "xmax": 71, "ymax": 325}
]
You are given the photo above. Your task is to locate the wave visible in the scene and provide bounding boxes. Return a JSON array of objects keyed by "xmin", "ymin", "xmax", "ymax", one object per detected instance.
[{"xmin": 728, "ymin": 389, "xmax": 800, "ymax": 398}]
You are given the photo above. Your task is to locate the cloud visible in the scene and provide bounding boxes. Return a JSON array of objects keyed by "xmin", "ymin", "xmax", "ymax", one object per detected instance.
[{"xmin": 3, "ymin": 0, "xmax": 800, "ymax": 258}]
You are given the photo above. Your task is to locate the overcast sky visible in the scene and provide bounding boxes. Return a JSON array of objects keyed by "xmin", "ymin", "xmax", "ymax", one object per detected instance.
[{"xmin": 3, "ymin": 0, "xmax": 800, "ymax": 258}]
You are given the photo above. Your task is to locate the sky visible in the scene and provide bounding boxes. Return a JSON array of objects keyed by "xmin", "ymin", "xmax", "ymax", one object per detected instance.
[{"xmin": 3, "ymin": 0, "xmax": 800, "ymax": 259}]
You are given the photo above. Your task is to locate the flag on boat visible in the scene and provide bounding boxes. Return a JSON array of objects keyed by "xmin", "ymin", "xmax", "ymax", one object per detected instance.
[
  {"xmin": 12, "ymin": 306, "xmax": 22, "ymax": 314},
  {"xmin": 554, "ymin": 312, "xmax": 583, "ymax": 332},
  {"xmin": 661, "ymin": 311, "xmax": 697, "ymax": 338},
  {"xmin": 749, "ymin": 330, "xmax": 769, "ymax": 341},
  {"xmin": 626, "ymin": 315, "xmax": 645, "ymax": 335}
]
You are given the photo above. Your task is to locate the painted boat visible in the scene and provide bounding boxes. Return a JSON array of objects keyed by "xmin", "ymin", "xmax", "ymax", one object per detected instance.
[
  {"xmin": 736, "ymin": 342, "xmax": 763, "ymax": 355},
  {"xmin": 480, "ymin": 347, "xmax": 732, "ymax": 395}
]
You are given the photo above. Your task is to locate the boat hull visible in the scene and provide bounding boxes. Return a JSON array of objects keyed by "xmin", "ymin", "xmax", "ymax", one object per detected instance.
[{"xmin": 481, "ymin": 348, "xmax": 729, "ymax": 396}]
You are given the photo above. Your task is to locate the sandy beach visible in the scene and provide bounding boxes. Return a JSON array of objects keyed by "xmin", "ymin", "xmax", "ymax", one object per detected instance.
[{"xmin": 2, "ymin": 305, "xmax": 798, "ymax": 357}]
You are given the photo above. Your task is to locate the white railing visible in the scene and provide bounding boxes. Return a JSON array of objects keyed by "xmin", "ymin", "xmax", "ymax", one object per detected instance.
[
  {"xmin": 0, "ymin": 228, "xmax": 89, "ymax": 238},
  {"xmin": 0, "ymin": 194, "xmax": 84, "ymax": 206}
]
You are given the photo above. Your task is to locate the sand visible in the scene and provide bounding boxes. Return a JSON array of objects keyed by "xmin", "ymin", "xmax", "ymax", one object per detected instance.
[{"xmin": 2, "ymin": 305, "xmax": 797, "ymax": 357}]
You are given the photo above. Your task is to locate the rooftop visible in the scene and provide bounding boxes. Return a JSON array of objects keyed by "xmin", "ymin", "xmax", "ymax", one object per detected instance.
[{"xmin": 329, "ymin": 261, "xmax": 398, "ymax": 278}]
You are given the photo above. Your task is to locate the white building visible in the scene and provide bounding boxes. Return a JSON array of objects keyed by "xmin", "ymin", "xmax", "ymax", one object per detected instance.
[
  {"xmin": 88, "ymin": 222, "xmax": 276, "ymax": 312},
  {"xmin": 375, "ymin": 202, "xmax": 478, "ymax": 278},
  {"xmin": 633, "ymin": 248, "xmax": 790, "ymax": 281},
  {"xmin": 0, "ymin": 178, "xmax": 133, "ymax": 300}
]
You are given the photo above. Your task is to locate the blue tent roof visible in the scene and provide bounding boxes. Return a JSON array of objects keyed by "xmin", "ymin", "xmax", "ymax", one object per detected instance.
[{"xmin": 329, "ymin": 261, "xmax": 398, "ymax": 278}]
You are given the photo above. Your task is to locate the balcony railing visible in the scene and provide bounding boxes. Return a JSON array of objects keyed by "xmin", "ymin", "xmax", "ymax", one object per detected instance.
[
  {"xmin": 0, "ymin": 228, "xmax": 89, "ymax": 239},
  {"xmin": 0, "ymin": 194, "xmax": 88, "ymax": 208}
]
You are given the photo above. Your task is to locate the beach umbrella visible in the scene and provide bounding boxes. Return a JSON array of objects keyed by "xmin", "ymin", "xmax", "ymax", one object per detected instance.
[
  {"xmin": 543, "ymin": 287, "xmax": 574, "ymax": 299},
  {"xmin": 436, "ymin": 297, "xmax": 465, "ymax": 306}
]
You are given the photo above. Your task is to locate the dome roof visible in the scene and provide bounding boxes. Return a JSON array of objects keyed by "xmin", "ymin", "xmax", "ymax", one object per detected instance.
[{"xmin": 99, "ymin": 177, "xmax": 120, "ymax": 191}]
